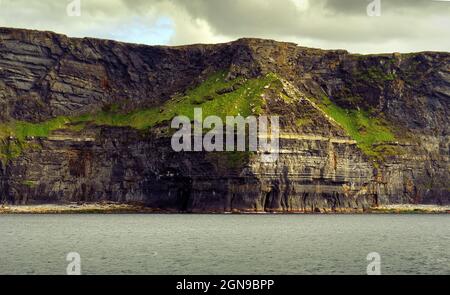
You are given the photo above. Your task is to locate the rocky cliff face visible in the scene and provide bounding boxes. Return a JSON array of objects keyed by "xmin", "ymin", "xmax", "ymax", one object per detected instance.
[{"xmin": 0, "ymin": 27, "xmax": 449, "ymax": 211}]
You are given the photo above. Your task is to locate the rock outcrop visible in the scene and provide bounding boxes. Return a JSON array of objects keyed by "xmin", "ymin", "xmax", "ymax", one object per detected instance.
[{"xmin": 0, "ymin": 27, "xmax": 449, "ymax": 211}]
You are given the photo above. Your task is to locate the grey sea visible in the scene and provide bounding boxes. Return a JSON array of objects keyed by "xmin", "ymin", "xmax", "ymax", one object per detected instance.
[{"xmin": 0, "ymin": 214, "xmax": 449, "ymax": 275}]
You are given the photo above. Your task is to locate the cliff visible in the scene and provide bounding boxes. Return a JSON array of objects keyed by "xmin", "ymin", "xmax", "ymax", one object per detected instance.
[{"xmin": 0, "ymin": 27, "xmax": 449, "ymax": 212}]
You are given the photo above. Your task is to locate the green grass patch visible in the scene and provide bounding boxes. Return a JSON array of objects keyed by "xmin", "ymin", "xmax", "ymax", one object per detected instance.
[
  {"xmin": 22, "ymin": 180, "xmax": 38, "ymax": 187},
  {"xmin": 206, "ymin": 151, "xmax": 252, "ymax": 170},
  {"xmin": 0, "ymin": 140, "xmax": 22, "ymax": 162},
  {"xmin": 158, "ymin": 71, "xmax": 276, "ymax": 122},
  {"xmin": 295, "ymin": 118, "xmax": 313, "ymax": 127},
  {"xmin": 314, "ymin": 95, "xmax": 396, "ymax": 158},
  {"xmin": 69, "ymin": 71, "xmax": 276, "ymax": 129},
  {"xmin": 358, "ymin": 67, "xmax": 396, "ymax": 83}
]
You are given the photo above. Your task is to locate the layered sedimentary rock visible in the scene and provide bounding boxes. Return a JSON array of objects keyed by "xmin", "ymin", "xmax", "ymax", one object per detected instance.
[{"xmin": 0, "ymin": 27, "xmax": 449, "ymax": 211}]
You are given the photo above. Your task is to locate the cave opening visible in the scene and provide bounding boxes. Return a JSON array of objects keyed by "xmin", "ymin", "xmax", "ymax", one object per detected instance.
[
  {"xmin": 178, "ymin": 186, "xmax": 191, "ymax": 212},
  {"xmin": 177, "ymin": 178, "xmax": 192, "ymax": 212},
  {"xmin": 264, "ymin": 184, "xmax": 280, "ymax": 212}
]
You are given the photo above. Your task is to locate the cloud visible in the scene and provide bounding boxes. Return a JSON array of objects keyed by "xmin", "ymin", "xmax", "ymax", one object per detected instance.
[
  {"xmin": 0, "ymin": 0, "xmax": 449, "ymax": 53},
  {"xmin": 165, "ymin": 0, "xmax": 450, "ymax": 52}
]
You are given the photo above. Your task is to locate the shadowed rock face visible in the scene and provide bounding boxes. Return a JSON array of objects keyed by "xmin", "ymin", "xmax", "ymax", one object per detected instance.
[{"xmin": 0, "ymin": 27, "xmax": 449, "ymax": 211}]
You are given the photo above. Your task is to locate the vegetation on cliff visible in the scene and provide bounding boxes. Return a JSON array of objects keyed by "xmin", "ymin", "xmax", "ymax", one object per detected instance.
[
  {"xmin": 0, "ymin": 71, "xmax": 277, "ymax": 162},
  {"xmin": 69, "ymin": 71, "xmax": 272, "ymax": 131},
  {"xmin": 0, "ymin": 69, "xmax": 401, "ymax": 163},
  {"xmin": 312, "ymin": 95, "xmax": 397, "ymax": 158}
]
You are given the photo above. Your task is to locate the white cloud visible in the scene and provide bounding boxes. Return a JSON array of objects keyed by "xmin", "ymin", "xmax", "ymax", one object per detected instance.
[{"xmin": 290, "ymin": 0, "xmax": 310, "ymax": 12}]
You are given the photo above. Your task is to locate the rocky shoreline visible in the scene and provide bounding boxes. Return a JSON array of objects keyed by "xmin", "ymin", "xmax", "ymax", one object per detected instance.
[
  {"xmin": 0, "ymin": 203, "xmax": 449, "ymax": 214},
  {"xmin": 0, "ymin": 203, "xmax": 155, "ymax": 214}
]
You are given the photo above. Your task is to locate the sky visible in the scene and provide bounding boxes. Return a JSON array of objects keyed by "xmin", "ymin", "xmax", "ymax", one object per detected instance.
[{"xmin": 0, "ymin": 0, "xmax": 449, "ymax": 53}]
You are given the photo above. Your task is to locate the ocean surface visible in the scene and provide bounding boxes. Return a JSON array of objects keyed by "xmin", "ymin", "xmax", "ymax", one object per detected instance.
[{"xmin": 0, "ymin": 214, "xmax": 449, "ymax": 275}]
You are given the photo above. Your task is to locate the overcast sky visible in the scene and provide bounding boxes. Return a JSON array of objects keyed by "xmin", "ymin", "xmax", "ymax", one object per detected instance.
[{"xmin": 0, "ymin": 0, "xmax": 449, "ymax": 53}]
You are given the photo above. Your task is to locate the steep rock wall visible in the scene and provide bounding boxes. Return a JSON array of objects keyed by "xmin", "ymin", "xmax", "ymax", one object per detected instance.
[{"xmin": 0, "ymin": 28, "xmax": 449, "ymax": 211}]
